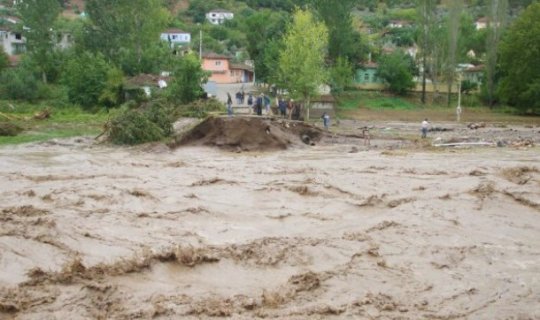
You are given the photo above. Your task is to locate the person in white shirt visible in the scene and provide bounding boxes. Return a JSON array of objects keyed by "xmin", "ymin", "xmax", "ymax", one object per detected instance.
[{"xmin": 421, "ymin": 118, "xmax": 429, "ymax": 138}]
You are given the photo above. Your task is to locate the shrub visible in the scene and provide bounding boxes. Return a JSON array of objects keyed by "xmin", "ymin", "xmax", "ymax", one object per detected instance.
[
  {"xmin": 0, "ymin": 67, "xmax": 43, "ymax": 101},
  {"xmin": 174, "ymin": 98, "xmax": 225, "ymax": 118},
  {"xmin": 108, "ymin": 102, "xmax": 173, "ymax": 145},
  {"xmin": 0, "ymin": 122, "xmax": 23, "ymax": 136},
  {"xmin": 62, "ymin": 52, "xmax": 111, "ymax": 110}
]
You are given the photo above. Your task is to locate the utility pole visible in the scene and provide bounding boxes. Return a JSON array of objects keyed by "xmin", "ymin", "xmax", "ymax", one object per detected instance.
[
  {"xmin": 456, "ymin": 72, "xmax": 462, "ymax": 122},
  {"xmin": 197, "ymin": 23, "xmax": 202, "ymax": 59},
  {"xmin": 199, "ymin": 28, "xmax": 202, "ymax": 58}
]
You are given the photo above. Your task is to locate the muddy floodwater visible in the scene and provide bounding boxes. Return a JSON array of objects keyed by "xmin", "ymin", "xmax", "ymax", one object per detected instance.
[{"xmin": 1, "ymin": 122, "xmax": 539, "ymax": 319}]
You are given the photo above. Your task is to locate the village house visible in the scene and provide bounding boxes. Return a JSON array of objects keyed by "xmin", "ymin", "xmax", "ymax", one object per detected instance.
[
  {"xmin": 475, "ymin": 17, "xmax": 488, "ymax": 30},
  {"xmin": 201, "ymin": 53, "xmax": 253, "ymax": 84},
  {"xmin": 308, "ymin": 95, "xmax": 336, "ymax": 120},
  {"xmin": 160, "ymin": 28, "xmax": 191, "ymax": 47},
  {"xmin": 388, "ymin": 20, "xmax": 412, "ymax": 29},
  {"xmin": 205, "ymin": 9, "xmax": 234, "ymax": 25},
  {"xmin": 124, "ymin": 74, "xmax": 170, "ymax": 98},
  {"xmin": 355, "ymin": 61, "xmax": 384, "ymax": 90},
  {"xmin": 462, "ymin": 65, "xmax": 484, "ymax": 86},
  {"xmin": 0, "ymin": 26, "xmax": 26, "ymax": 55}
]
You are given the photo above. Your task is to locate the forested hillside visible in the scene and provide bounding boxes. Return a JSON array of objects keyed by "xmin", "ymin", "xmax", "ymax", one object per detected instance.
[{"xmin": 0, "ymin": 0, "xmax": 538, "ymax": 113}]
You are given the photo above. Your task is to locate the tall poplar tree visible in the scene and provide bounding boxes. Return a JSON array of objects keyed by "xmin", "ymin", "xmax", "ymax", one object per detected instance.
[
  {"xmin": 17, "ymin": 0, "xmax": 61, "ymax": 83},
  {"xmin": 417, "ymin": 0, "xmax": 437, "ymax": 104},
  {"xmin": 278, "ymin": 9, "xmax": 328, "ymax": 119}
]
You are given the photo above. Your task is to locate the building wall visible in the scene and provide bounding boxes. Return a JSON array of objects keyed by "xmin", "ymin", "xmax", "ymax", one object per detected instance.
[
  {"xmin": 0, "ymin": 30, "xmax": 25, "ymax": 55},
  {"xmin": 205, "ymin": 12, "xmax": 234, "ymax": 25},
  {"xmin": 160, "ymin": 32, "xmax": 191, "ymax": 44},
  {"xmin": 202, "ymin": 58, "xmax": 234, "ymax": 83},
  {"xmin": 355, "ymin": 68, "xmax": 383, "ymax": 85}
]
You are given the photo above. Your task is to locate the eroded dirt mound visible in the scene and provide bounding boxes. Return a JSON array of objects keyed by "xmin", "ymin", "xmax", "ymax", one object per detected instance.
[{"xmin": 170, "ymin": 116, "xmax": 325, "ymax": 151}]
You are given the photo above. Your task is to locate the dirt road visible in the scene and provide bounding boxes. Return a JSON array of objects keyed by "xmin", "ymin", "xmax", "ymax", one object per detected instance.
[{"xmin": 0, "ymin": 121, "xmax": 539, "ymax": 319}]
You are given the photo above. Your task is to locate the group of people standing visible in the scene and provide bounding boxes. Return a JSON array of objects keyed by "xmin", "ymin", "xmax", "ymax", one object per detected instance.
[{"xmin": 226, "ymin": 91, "xmax": 301, "ymax": 119}]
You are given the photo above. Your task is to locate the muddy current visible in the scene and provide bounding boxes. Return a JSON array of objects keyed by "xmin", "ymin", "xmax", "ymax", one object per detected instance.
[{"xmin": 0, "ymin": 128, "xmax": 539, "ymax": 319}]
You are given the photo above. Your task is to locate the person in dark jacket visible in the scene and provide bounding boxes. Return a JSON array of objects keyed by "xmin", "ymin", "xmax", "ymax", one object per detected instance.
[{"xmin": 227, "ymin": 93, "xmax": 233, "ymax": 116}]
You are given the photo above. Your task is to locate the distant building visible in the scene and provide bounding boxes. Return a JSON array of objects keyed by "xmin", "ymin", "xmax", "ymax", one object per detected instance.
[
  {"xmin": 388, "ymin": 20, "xmax": 412, "ymax": 28},
  {"xmin": 160, "ymin": 28, "xmax": 191, "ymax": 46},
  {"xmin": 308, "ymin": 95, "xmax": 336, "ymax": 120},
  {"xmin": 201, "ymin": 53, "xmax": 253, "ymax": 84},
  {"xmin": 462, "ymin": 65, "xmax": 484, "ymax": 85},
  {"xmin": 355, "ymin": 61, "xmax": 385, "ymax": 90},
  {"xmin": 475, "ymin": 17, "xmax": 488, "ymax": 30},
  {"xmin": 205, "ymin": 9, "xmax": 234, "ymax": 25},
  {"xmin": 0, "ymin": 26, "xmax": 26, "ymax": 55},
  {"xmin": 124, "ymin": 74, "xmax": 170, "ymax": 98}
]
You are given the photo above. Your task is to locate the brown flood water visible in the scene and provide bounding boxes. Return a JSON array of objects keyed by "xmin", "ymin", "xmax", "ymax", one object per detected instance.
[{"xmin": 0, "ymin": 128, "xmax": 539, "ymax": 319}]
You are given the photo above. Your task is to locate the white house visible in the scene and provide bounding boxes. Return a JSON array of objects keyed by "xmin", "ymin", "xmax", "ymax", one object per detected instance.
[
  {"xmin": 388, "ymin": 20, "xmax": 411, "ymax": 28},
  {"xmin": 0, "ymin": 26, "xmax": 26, "ymax": 55},
  {"xmin": 205, "ymin": 9, "xmax": 234, "ymax": 25},
  {"xmin": 475, "ymin": 17, "xmax": 488, "ymax": 30},
  {"xmin": 160, "ymin": 28, "xmax": 191, "ymax": 46}
]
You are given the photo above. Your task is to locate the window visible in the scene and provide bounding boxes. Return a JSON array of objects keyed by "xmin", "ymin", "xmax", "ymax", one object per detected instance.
[
  {"xmin": 172, "ymin": 35, "xmax": 177, "ymax": 39},
  {"xmin": 15, "ymin": 33, "xmax": 22, "ymax": 40},
  {"xmin": 13, "ymin": 43, "xmax": 25, "ymax": 54},
  {"xmin": 364, "ymin": 73, "xmax": 370, "ymax": 81},
  {"xmin": 215, "ymin": 61, "xmax": 221, "ymax": 66}
]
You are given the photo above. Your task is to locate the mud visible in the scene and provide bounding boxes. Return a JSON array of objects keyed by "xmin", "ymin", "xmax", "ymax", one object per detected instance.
[
  {"xmin": 170, "ymin": 116, "xmax": 325, "ymax": 151},
  {"xmin": 0, "ymin": 119, "xmax": 539, "ymax": 319}
]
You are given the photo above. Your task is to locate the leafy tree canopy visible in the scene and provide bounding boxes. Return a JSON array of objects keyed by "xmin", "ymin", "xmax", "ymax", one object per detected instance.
[
  {"xmin": 277, "ymin": 8, "xmax": 328, "ymax": 103},
  {"xmin": 376, "ymin": 50, "xmax": 416, "ymax": 95},
  {"xmin": 498, "ymin": 2, "xmax": 540, "ymax": 113}
]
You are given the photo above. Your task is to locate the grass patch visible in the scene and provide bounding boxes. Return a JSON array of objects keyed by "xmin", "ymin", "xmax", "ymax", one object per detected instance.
[
  {"xmin": 335, "ymin": 90, "xmax": 540, "ymax": 124},
  {"xmin": 0, "ymin": 101, "xmax": 109, "ymax": 146}
]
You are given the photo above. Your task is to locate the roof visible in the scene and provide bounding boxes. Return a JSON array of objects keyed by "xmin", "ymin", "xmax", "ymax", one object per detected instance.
[
  {"xmin": 124, "ymin": 74, "xmax": 170, "ymax": 88},
  {"xmin": 464, "ymin": 65, "xmax": 484, "ymax": 72},
  {"xmin": 162, "ymin": 28, "xmax": 190, "ymax": 34},
  {"xmin": 311, "ymin": 95, "xmax": 336, "ymax": 103},
  {"xmin": 202, "ymin": 52, "xmax": 231, "ymax": 60},
  {"xmin": 208, "ymin": 8, "xmax": 232, "ymax": 13},
  {"xmin": 229, "ymin": 63, "xmax": 253, "ymax": 71}
]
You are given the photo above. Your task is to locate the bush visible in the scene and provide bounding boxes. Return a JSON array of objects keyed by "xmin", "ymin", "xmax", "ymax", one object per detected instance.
[
  {"xmin": 0, "ymin": 122, "xmax": 23, "ymax": 136},
  {"xmin": 108, "ymin": 102, "xmax": 173, "ymax": 145},
  {"xmin": 174, "ymin": 98, "xmax": 225, "ymax": 118},
  {"xmin": 0, "ymin": 67, "xmax": 43, "ymax": 101},
  {"xmin": 62, "ymin": 52, "xmax": 111, "ymax": 110}
]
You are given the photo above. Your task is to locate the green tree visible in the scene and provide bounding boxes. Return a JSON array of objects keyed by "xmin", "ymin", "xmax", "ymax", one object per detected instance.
[
  {"xmin": 17, "ymin": 0, "xmax": 62, "ymax": 83},
  {"xmin": 62, "ymin": 52, "xmax": 111, "ymax": 109},
  {"xmin": 445, "ymin": 0, "xmax": 463, "ymax": 106},
  {"xmin": 166, "ymin": 53, "xmax": 209, "ymax": 104},
  {"xmin": 417, "ymin": 0, "xmax": 437, "ymax": 104},
  {"xmin": 329, "ymin": 56, "xmax": 353, "ymax": 95},
  {"xmin": 277, "ymin": 9, "xmax": 328, "ymax": 118},
  {"xmin": 0, "ymin": 48, "xmax": 8, "ymax": 73},
  {"xmin": 244, "ymin": 10, "xmax": 289, "ymax": 84},
  {"xmin": 83, "ymin": 0, "xmax": 170, "ymax": 75},
  {"xmin": 376, "ymin": 51, "xmax": 416, "ymax": 96},
  {"xmin": 485, "ymin": 0, "xmax": 509, "ymax": 107},
  {"xmin": 311, "ymin": 0, "xmax": 367, "ymax": 64},
  {"xmin": 498, "ymin": 2, "xmax": 540, "ymax": 114},
  {"xmin": 99, "ymin": 68, "xmax": 125, "ymax": 109},
  {"xmin": 0, "ymin": 65, "xmax": 42, "ymax": 101}
]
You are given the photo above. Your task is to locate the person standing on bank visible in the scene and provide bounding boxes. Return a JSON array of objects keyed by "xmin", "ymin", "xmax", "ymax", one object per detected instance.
[
  {"xmin": 421, "ymin": 118, "xmax": 430, "ymax": 138},
  {"xmin": 256, "ymin": 94, "xmax": 263, "ymax": 116},
  {"xmin": 227, "ymin": 93, "xmax": 233, "ymax": 116},
  {"xmin": 322, "ymin": 112, "xmax": 330, "ymax": 130}
]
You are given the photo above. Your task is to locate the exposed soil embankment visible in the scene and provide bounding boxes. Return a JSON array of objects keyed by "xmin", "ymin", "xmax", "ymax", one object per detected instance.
[{"xmin": 170, "ymin": 116, "xmax": 326, "ymax": 151}]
